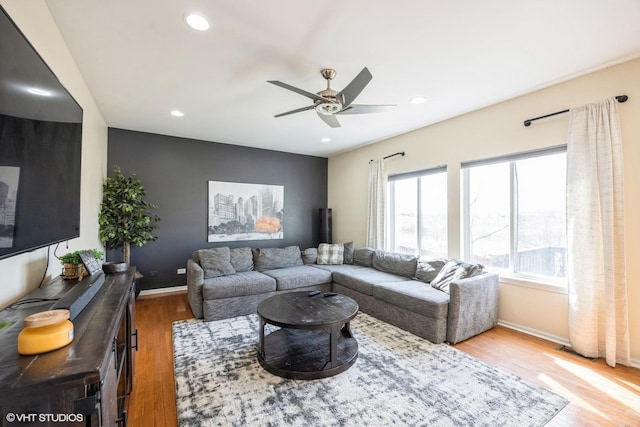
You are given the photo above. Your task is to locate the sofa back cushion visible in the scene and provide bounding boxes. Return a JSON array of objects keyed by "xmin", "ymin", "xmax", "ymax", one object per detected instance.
[
  {"xmin": 415, "ymin": 257, "xmax": 448, "ymax": 283},
  {"xmin": 372, "ymin": 250, "xmax": 417, "ymax": 278},
  {"xmin": 230, "ymin": 247, "xmax": 254, "ymax": 272},
  {"xmin": 301, "ymin": 247, "xmax": 318, "ymax": 265},
  {"xmin": 253, "ymin": 246, "xmax": 304, "ymax": 271},
  {"xmin": 195, "ymin": 247, "xmax": 236, "ymax": 279},
  {"xmin": 317, "ymin": 243, "xmax": 344, "ymax": 265},
  {"xmin": 353, "ymin": 247, "xmax": 375, "ymax": 267}
]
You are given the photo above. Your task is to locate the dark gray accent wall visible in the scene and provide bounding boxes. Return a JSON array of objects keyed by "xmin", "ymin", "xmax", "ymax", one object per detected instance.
[{"xmin": 107, "ymin": 128, "xmax": 328, "ymax": 291}]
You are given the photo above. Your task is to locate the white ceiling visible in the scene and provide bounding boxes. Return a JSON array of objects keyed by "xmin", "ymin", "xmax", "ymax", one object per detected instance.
[{"xmin": 44, "ymin": 0, "xmax": 640, "ymax": 157}]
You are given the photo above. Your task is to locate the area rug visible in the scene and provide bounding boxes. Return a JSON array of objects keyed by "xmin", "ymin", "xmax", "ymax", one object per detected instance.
[{"xmin": 172, "ymin": 313, "xmax": 568, "ymax": 427}]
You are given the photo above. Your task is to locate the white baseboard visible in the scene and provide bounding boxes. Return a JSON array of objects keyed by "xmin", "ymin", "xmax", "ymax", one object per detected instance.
[
  {"xmin": 498, "ymin": 320, "xmax": 640, "ymax": 369},
  {"xmin": 138, "ymin": 285, "xmax": 187, "ymax": 299}
]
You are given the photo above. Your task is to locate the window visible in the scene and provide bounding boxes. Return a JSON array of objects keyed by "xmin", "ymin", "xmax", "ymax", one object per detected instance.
[
  {"xmin": 461, "ymin": 147, "xmax": 566, "ymax": 282},
  {"xmin": 388, "ymin": 167, "xmax": 447, "ymax": 258}
]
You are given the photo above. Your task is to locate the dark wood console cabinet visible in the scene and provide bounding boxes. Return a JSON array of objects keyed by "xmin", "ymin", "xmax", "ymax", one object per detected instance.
[{"xmin": 0, "ymin": 268, "xmax": 137, "ymax": 426}]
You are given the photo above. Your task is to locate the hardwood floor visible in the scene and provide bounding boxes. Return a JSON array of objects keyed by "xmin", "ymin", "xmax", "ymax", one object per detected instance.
[{"xmin": 128, "ymin": 293, "xmax": 640, "ymax": 427}]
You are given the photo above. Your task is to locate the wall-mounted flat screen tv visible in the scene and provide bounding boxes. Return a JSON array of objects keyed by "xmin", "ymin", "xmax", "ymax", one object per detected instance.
[{"xmin": 0, "ymin": 6, "xmax": 83, "ymax": 260}]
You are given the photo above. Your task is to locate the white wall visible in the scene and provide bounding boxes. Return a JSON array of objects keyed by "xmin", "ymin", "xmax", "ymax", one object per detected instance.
[
  {"xmin": 0, "ymin": 0, "xmax": 107, "ymax": 309},
  {"xmin": 328, "ymin": 58, "xmax": 640, "ymax": 364}
]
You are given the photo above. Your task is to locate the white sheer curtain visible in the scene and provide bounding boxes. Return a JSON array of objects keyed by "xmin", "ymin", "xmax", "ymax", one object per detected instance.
[
  {"xmin": 566, "ymin": 97, "xmax": 630, "ymax": 367},
  {"xmin": 366, "ymin": 159, "xmax": 385, "ymax": 249}
]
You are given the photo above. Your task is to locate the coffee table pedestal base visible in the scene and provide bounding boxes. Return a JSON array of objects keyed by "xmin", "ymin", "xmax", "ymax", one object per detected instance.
[{"xmin": 258, "ymin": 325, "xmax": 358, "ymax": 380}]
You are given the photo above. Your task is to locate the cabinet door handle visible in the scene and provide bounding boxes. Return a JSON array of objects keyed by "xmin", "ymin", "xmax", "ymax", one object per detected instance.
[
  {"xmin": 132, "ymin": 329, "xmax": 138, "ymax": 351},
  {"xmin": 113, "ymin": 337, "xmax": 118, "ymax": 370}
]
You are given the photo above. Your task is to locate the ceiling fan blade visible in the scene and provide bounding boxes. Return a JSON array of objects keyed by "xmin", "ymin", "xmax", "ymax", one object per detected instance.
[
  {"xmin": 338, "ymin": 104, "xmax": 396, "ymax": 115},
  {"xmin": 337, "ymin": 67, "xmax": 373, "ymax": 108},
  {"xmin": 268, "ymin": 80, "xmax": 332, "ymax": 103},
  {"xmin": 274, "ymin": 104, "xmax": 316, "ymax": 118},
  {"xmin": 316, "ymin": 112, "xmax": 341, "ymax": 128}
]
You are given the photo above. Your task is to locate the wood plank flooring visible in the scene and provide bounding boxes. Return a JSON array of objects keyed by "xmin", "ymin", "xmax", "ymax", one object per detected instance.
[{"xmin": 128, "ymin": 292, "xmax": 640, "ymax": 427}]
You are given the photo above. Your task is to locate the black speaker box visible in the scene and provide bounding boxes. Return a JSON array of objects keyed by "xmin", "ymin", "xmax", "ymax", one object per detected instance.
[{"xmin": 319, "ymin": 208, "xmax": 332, "ymax": 244}]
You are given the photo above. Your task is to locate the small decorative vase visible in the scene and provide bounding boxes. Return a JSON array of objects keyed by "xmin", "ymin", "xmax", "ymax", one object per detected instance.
[{"xmin": 102, "ymin": 261, "xmax": 128, "ymax": 274}]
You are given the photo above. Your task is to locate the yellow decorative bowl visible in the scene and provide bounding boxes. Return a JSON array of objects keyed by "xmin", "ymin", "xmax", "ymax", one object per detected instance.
[{"xmin": 17, "ymin": 309, "xmax": 74, "ymax": 355}]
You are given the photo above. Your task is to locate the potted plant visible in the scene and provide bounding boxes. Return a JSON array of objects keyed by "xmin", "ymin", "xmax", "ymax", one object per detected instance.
[
  {"xmin": 98, "ymin": 166, "xmax": 160, "ymax": 273},
  {"xmin": 59, "ymin": 249, "xmax": 104, "ymax": 279}
]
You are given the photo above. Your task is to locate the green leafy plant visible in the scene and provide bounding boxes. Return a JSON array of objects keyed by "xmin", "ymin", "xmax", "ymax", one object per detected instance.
[
  {"xmin": 58, "ymin": 249, "xmax": 104, "ymax": 265},
  {"xmin": 98, "ymin": 166, "xmax": 160, "ymax": 266}
]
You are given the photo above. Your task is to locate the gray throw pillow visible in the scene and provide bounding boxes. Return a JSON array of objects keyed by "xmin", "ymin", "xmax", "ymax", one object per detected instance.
[
  {"xmin": 430, "ymin": 259, "xmax": 480, "ymax": 294},
  {"xmin": 353, "ymin": 247, "xmax": 375, "ymax": 267},
  {"xmin": 301, "ymin": 247, "xmax": 318, "ymax": 265},
  {"xmin": 343, "ymin": 241, "xmax": 355, "ymax": 264},
  {"xmin": 197, "ymin": 247, "xmax": 236, "ymax": 279},
  {"xmin": 415, "ymin": 257, "xmax": 448, "ymax": 283},
  {"xmin": 317, "ymin": 243, "xmax": 344, "ymax": 265},
  {"xmin": 230, "ymin": 247, "xmax": 253, "ymax": 272},
  {"xmin": 372, "ymin": 250, "xmax": 418, "ymax": 278},
  {"xmin": 253, "ymin": 246, "xmax": 304, "ymax": 271}
]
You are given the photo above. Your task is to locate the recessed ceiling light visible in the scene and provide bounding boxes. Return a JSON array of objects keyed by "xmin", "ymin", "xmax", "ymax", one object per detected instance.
[
  {"xmin": 27, "ymin": 87, "xmax": 52, "ymax": 97},
  {"xmin": 184, "ymin": 14, "xmax": 210, "ymax": 31},
  {"xmin": 170, "ymin": 110, "xmax": 184, "ymax": 117},
  {"xmin": 321, "ymin": 137, "xmax": 331, "ymax": 143},
  {"xmin": 410, "ymin": 96, "xmax": 426, "ymax": 105}
]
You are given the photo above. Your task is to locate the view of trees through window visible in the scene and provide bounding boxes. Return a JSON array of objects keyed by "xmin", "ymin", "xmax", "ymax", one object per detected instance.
[
  {"xmin": 463, "ymin": 152, "xmax": 567, "ymax": 280},
  {"xmin": 389, "ymin": 171, "xmax": 447, "ymax": 258}
]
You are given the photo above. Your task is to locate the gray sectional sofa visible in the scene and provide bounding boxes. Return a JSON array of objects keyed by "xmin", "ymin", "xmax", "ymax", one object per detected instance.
[{"xmin": 187, "ymin": 244, "xmax": 499, "ymax": 344}]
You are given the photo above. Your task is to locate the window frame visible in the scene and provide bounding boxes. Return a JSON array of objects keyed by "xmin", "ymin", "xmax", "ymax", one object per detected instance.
[
  {"xmin": 387, "ymin": 165, "xmax": 447, "ymax": 257},
  {"xmin": 461, "ymin": 146, "xmax": 568, "ymax": 290}
]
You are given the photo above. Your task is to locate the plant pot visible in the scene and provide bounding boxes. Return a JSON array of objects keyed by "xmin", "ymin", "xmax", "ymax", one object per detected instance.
[
  {"xmin": 102, "ymin": 261, "xmax": 128, "ymax": 274},
  {"xmin": 62, "ymin": 263, "xmax": 84, "ymax": 279}
]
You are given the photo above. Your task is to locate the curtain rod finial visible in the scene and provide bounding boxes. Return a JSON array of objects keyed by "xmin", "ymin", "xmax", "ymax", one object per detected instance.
[{"xmin": 616, "ymin": 95, "xmax": 628, "ymax": 103}]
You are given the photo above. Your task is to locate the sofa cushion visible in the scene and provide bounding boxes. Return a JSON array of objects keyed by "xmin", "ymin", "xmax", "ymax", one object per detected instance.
[
  {"xmin": 301, "ymin": 247, "xmax": 318, "ymax": 264},
  {"xmin": 311, "ymin": 264, "xmax": 367, "ymax": 274},
  {"xmin": 196, "ymin": 247, "xmax": 235, "ymax": 279},
  {"xmin": 353, "ymin": 247, "xmax": 375, "ymax": 267},
  {"xmin": 332, "ymin": 268, "xmax": 408, "ymax": 296},
  {"xmin": 202, "ymin": 271, "xmax": 276, "ymax": 299},
  {"xmin": 317, "ymin": 243, "xmax": 344, "ymax": 265},
  {"xmin": 262, "ymin": 265, "xmax": 332, "ymax": 291},
  {"xmin": 253, "ymin": 246, "xmax": 304, "ymax": 271},
  {"xmin": 372, "ymin": 281, "xmax": 449, "ymax": 319},
  {"xmin": 430, "ymin": 259, "xmax": 481, "ymax": 294},
  {"xmin": 230, "ymin": 247, "xmax": 253, "ymax": 272},
  {"xmin": 372, "ymin": 250, "xmax": 417, "ymax": 278},
  {"xmin": 415, "ymin": 257, "xmax": 447, "ymax": 283}
]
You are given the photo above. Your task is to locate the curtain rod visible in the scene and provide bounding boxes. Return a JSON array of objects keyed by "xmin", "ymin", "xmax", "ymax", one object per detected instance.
[
  {"xmin": 369, "ymin": 151, "xmax": 405, "ymax": 163},
  {"xmin": 523, "ymin": 95, "xmax": 628, "ymax": 127}
]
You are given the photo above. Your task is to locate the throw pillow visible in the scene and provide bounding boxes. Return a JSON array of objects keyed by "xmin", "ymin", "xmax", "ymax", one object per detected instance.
[
  {"xmin": 372, "ymin": 250, "xmax": 418, "ymax": 278},
  {"xmin": 301, "ymin": 247, "xmax": 318, "ymax": 265},
  {"xmin": 343, "ymin": 241, "xmax": 355, "ymax": 264},
  {"xmin": 197, "ymin": 247, "xmax": 236, "ymax": 279},
  {"xmin": 230, "ymin": 247, "xmax": 253, "ymax": 272},
  {"xmin": 317, "ymin": 243, "xmax": 344, "ymax": 265},
  {"xmin": 430, "ymin": 259, "xmax": 480, "ymax": 294},
  {"xmin": 415, "ymin": 257, "xmax": 448, "ymax": 283},
  {"xmin": 253, "ymin": 246, "xmax": 304, "ymax": 271}
]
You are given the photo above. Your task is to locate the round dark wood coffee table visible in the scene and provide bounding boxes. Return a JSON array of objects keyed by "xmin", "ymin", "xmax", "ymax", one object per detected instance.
[{"xmin": 257, "ymin": 291, "xmax": 359, "ymax": 380}]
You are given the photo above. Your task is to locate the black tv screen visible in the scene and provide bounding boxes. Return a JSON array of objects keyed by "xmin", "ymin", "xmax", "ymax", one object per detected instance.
[{"xmin": 0, "ymin": 6, "xmax": 83, "ymax": 260}]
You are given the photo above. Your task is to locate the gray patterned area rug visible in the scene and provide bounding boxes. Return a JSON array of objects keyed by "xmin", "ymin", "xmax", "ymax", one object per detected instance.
[{"xmin": 172, "ymin": 313, "xmax": 568, "ymax": 427}]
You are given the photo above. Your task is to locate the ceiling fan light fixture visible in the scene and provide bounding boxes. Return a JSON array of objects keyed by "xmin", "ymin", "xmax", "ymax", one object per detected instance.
[
  {"xmin": 184, "ymin": 13, "xmax": 210, "ymax": 31},
  {"xmin": 315, "ymin": 103, "xmax": 342, "ymax": 115}
]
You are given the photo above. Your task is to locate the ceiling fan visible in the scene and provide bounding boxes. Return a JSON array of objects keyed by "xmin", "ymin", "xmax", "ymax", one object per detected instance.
[{"xmin": 268, "ymin": 67, "xmax": 395, "ymax": 128}]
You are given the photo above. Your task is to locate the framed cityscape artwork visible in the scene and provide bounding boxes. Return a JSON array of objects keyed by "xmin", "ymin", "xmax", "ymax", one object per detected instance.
[{"xmin": 207, "ymin": 181, "xmax": 284, "ymax": 242}]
